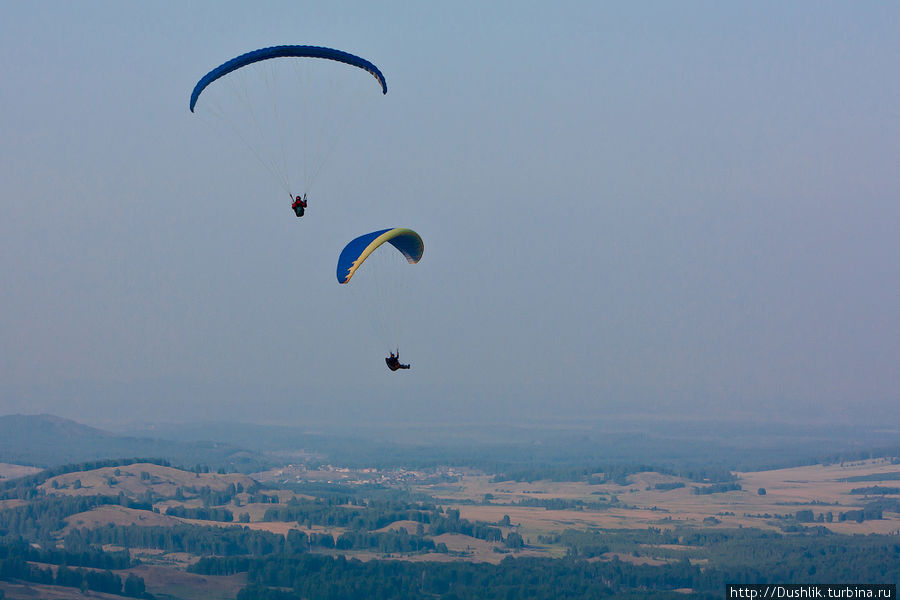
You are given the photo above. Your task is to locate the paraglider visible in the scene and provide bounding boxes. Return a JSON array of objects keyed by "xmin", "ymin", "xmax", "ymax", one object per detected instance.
[
  {"xmin": 192, "ymin": 46, "xmax": 423, "ymax": 373},
  {"xmin": 190, "ymin": 45, "xmax": 387, "ymax": 215},
  {"xmin": 337, "ymin": 228, "xmax": 424, "ymax": 371},
  {"xmin": 291, "ymin": 194, "xmax": 307, "ymax": 217},
  {"xmin": 385, "ymin": 351, "xmax": 410, "ymax": 371}
]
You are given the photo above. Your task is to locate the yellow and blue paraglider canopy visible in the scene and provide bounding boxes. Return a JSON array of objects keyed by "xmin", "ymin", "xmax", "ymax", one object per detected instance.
[{"xmin": 337, "ymin": 228, "xmax": 424, "ymax": 284}]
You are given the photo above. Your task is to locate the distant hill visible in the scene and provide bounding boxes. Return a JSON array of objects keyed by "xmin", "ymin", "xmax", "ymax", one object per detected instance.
[
  {"xmin": 123, "ymin": 419, "xmax": 900, "ymax": 475},
  {"xmin": 123, "ymin": 421, "xmax": 342, "ymax": 453},
  {"xmin": 0, "ymin": 414, "xmax": 271, "ymax": 472}
]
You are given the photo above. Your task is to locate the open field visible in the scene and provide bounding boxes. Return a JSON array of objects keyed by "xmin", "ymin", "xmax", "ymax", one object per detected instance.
[
  {"xmin": 374, "ymin": 519, "xmax": 423, "ymax": 534},
  {"xmin": 419, "ymin": 457, "xmax": 900, "ymax": 539},
  {"xmin": 39, "ymin": 463, "xmax": 256, "ymax": 499},
  {"xmin": 63, "ymin": 504, "xmax": 182, "ymax": 533},
  {"xmin": 0, "ymin": 565, "xmax": 246, "ymax": 600},
  {"xmin": 63, "ymin": 504, "xmax": 349, "ymax": 542},
  {"xmin": 180, "ymin": 517, "xmax": 347, "ymax": 539},
  {"xmin": 431, "ymin": 533, "xmax": 546, "ymax": 563},
  {"xmin": 126, "ymin": 565, "xmax": 246, "ymax": 600},
  {"xmin": 0, "ymin": 463, "xmax": 41, "ymax": 480},
  {"xmin": 0, "ymin": 580, "xmax": 128, "ymax": 600}
]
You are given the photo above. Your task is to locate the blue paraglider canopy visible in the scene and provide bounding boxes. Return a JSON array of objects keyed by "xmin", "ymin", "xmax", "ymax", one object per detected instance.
[{"xmin": 190, "ymin": 45, "xmax": 387, "ymax": 112}]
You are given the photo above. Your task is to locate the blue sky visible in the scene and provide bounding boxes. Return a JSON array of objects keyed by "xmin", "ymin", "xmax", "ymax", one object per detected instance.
[{"xmin": 1, "ymin": 2, "xmax": 898, "ymax": 428}]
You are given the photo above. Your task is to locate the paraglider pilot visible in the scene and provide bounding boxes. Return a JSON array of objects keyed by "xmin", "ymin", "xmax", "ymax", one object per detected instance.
[
  {"xmin": 291, "ymin": 193, "xmax": 308, "ymax": 217},
  {"xmin": 385, "ymin": 350, "xmax": 410, "ymax": 371}
]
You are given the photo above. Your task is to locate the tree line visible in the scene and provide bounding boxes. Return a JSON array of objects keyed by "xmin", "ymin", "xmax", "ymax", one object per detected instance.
[{"xmin": 0, "ymin": 540, "xmax": 148, "ymax": 598}]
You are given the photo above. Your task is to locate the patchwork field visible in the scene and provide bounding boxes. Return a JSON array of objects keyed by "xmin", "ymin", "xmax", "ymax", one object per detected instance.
[
  {"xmin": 3, "ymin": 454, "xmax": 900, "ymax": 599},
  {"xmin": 418, "ymin": 457, "xmax": 900, "ymax": 539},
  {"xmin": 44, "ymin": 457, "xmax": 900, "ymax": 564}
]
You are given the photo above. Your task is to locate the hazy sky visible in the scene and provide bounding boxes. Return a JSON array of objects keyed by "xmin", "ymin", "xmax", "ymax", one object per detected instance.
[{"xmin": 1, "ymin": 2, "xmax": 898, "ymax": 428}]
